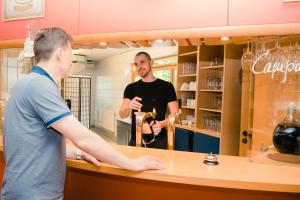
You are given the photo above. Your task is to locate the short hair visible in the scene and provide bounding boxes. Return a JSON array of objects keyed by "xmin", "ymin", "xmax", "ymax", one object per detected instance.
[
  {"xmin": 33, "ymin": 27, "xmax": 72, "ymax": 63},
  {"xmin": 135, "ymin": 52, "xmax": 151, "ymax": 60}
]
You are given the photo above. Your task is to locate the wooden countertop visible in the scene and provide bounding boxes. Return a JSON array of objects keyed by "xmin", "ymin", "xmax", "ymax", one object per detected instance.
[
  {"xmin": 0, "ymin": 136, "xmax": 299, "ymax": 193},
  {"xmin": 67, "ymin": 144, "xmax": 300, "ymax": 193}
]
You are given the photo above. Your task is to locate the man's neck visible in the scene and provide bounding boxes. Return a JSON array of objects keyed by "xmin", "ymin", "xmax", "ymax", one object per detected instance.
[
  {"xmin": 35, "ymin": 61, "xmax": 61, "ymax": 84},
  {"xmin": 141, "ymin": 73, "xmax": 156, "ymax": 83}
]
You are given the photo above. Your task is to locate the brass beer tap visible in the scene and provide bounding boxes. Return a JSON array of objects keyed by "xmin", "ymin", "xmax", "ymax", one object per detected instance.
[
  {"xmin": 135, "ymin": 108, "xmax": 157, "ymax": 147},
  {"xmin": 167, "ymin": 112, "xmax": 182, "ymax": 150}
]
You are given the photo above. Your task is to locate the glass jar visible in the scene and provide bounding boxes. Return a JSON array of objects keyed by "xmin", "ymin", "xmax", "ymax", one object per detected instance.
[{"xmin": 273, "ymin": 102, "xmax": 300, "ymax": 155}]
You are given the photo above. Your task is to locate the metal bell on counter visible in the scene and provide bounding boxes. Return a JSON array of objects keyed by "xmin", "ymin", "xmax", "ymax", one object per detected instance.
[{"xmin": 203, "ymin": 152, "xmax": 219, "ymax": 165}]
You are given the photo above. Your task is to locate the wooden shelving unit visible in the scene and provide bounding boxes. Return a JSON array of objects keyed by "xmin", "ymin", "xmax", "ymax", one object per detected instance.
[
  {"xmin": 177, "ymin": 46, "xmax": 199, "ymax": 128},
  {"xmin": 178, "ymin": 90, "xmax": 196, "ymax": 92},
  {"xmin": 199, "ymin": 65, "xmax": 224, "ymax": 70},
  {"xmin": 199, "ymin": 89, "xmax": 222, "ymax": 93},
  {"xmin": 178, "ymin": 74, "xmax": 197, "ymax": 77},
  {"xmin": 198, "ymin": 108, "xmax": 222, "ymax": 113},
  {"xmin": 181, "ymin": 106, "xmax": 195, "ymax": 110},
  {"xmin": 179, "ymin": 51, "xmax": 198, "ymax": 57},
  {"xmin": 176, "ymin": 44, "xmax": 244, "ymax": 155}
]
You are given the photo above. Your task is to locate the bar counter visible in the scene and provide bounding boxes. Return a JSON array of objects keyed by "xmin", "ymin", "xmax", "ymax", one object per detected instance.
[{"xmin": 0, "ymin": 139, "xmax": 299, "ymax": 200}]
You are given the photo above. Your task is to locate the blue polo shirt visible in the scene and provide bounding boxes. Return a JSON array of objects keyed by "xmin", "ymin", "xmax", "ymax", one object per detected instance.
[{"xmin": 2, "ymin": 66, "xmax": 71, "ymax": 200}]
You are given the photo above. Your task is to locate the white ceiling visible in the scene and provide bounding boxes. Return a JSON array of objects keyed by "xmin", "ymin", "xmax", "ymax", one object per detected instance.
[
  {"xmin": 72, "ymin": 46, "xmax": 178, "ymax": 61},
  {"xmin": 72, "ymin": 47, "xmax": 135, "ymax": 61}
]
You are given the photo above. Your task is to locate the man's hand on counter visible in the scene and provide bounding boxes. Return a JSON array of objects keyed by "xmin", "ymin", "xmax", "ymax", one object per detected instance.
[
  {"xmin": 82, "ymin": 151, "xmax": 101, "ymax": 167},
  {"xmin": 127, "ymin": 156, "xmax": 164, "ymax": 171},
  {"xmin": 79, "ymin": 146, "xmax": 165, "ymax": 171},
  {"xmin": 78, "ymin": 151, "xmax": 164, "ymax": 171},
  {"xmin": 71, "ymin": 148, "xmax": 164, "ymax": 171}
]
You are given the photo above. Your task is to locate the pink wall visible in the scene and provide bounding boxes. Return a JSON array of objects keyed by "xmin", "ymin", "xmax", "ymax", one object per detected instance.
[
  {"xmin": 0, "ymin": 0, "xmax": 300, "ymax": 41},
  {"xmin": 0, "ymin": 0, "xmax": 79, "ymax": 40},
  {"xmin": 78, "ymin": 0, "xmax": 228, "ymax": 34},
  {"xmin": 228, "ymin": 0, "xmax": 300, "ymax": 26}
]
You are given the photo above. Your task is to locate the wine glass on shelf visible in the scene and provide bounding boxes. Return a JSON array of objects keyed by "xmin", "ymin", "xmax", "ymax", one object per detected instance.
[
  {"xmin": 254, "ymin": 40, "xmax": 268, "ymax": 71},
  {"xmin": 215, "ymin": 95, "xmax": 222, "ymax": 109},
  {"xmin": 269, "ymin": 39, "xmax": 285, "ymax": 67},
  {"xmin": 286, "ymin": 42, "xmax": 294, "ymax": 64},
  {"xmin": 207, "ymin": 77, "xmax": 212, "ymax": 89},
  {"xmin": 203, "ymin": 112, "xmax": 209, "ymax": 130},
  {"xmin": 284, "ymin": 41, "xmax": 299, "ymax": 83},
  {"xmin": 287, "ymin": 42, "xmax": 298, "ymax": 63},
  {"xmin": 241, "ymin": 41, "xmax": 254, "ymax": 71}
]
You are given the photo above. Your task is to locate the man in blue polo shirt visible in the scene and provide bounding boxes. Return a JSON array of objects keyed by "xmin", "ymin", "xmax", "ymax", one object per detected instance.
[{"xmin": 1, "ymin": 27, "xmax": 163, "ymax": 200}]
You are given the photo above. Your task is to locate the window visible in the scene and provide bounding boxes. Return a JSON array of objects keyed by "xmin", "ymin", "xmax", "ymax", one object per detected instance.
[{"xmin": 132, "ymin": 55, "xmax": 177, "ymax": 85}]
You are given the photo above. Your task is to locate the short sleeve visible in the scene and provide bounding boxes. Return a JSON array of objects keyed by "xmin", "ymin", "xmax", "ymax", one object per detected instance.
[
  {"xmin": 123, "ymin": 84, "xmax": 134, "ymax": 100},
  {"xmin": 165, "ymin": 82, "xmax": 177, "ymax": 103},
  {"xmin": 27, "ymin": 77, "xmax": 71, "ymax": 128}
]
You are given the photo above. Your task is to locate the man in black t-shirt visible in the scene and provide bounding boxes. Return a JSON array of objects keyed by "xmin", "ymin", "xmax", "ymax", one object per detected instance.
[{"xmin": 119, "ymin": 52, "xmax": 178, "ymax": 149}]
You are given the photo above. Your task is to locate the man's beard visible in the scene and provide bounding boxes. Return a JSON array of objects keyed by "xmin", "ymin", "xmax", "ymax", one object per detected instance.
[{"xmin": 138, "ymin": 68, "xmax": 150, "ymax": 78}]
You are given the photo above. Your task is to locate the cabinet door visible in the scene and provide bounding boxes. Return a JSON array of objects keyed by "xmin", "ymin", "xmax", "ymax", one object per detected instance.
[
  {"xmin": 174, "ymin": 128, "xmax": 193, "ymax": 152},
  {"xmin": 228, "ymin": 0, "xmax": 300, "ymax": 26},
  {"xmin": 193, "ymin": 132, "xmax": 220, "ymax": 154}
]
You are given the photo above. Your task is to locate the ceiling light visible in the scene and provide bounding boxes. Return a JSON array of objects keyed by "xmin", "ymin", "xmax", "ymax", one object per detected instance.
[
  {"xmin": 155, "ymin": 39, "xmax": 164, "ymax": 43},
  {"xmin": 220, "ymin": 36, "xmax": 230, "ymax": 41},
  {"xmin": 99, "ymin": 42, "xmax": 108, "ymax": 46}
]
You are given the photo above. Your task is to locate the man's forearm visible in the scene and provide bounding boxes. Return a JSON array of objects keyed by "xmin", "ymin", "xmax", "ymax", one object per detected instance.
[
  {"xmin": 119, "ymin": 107, "xmax": 131, "ymax": 119},
  {"xmin": 73, "ymin": 131, "xmax": 133, "ymax": 170},
  {"xmin": 53, "ymin": 116, "xmax": 133, "ymax": 170},
  {"xmin": 77, "ymin": 130, "xmax": 133, "ymax": 169}
]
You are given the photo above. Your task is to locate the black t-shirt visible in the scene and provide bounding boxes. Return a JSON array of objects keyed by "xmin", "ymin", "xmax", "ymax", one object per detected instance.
[{"xmin": 123, "ymin": 78, "xmax": 177, "ymax": 149}]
